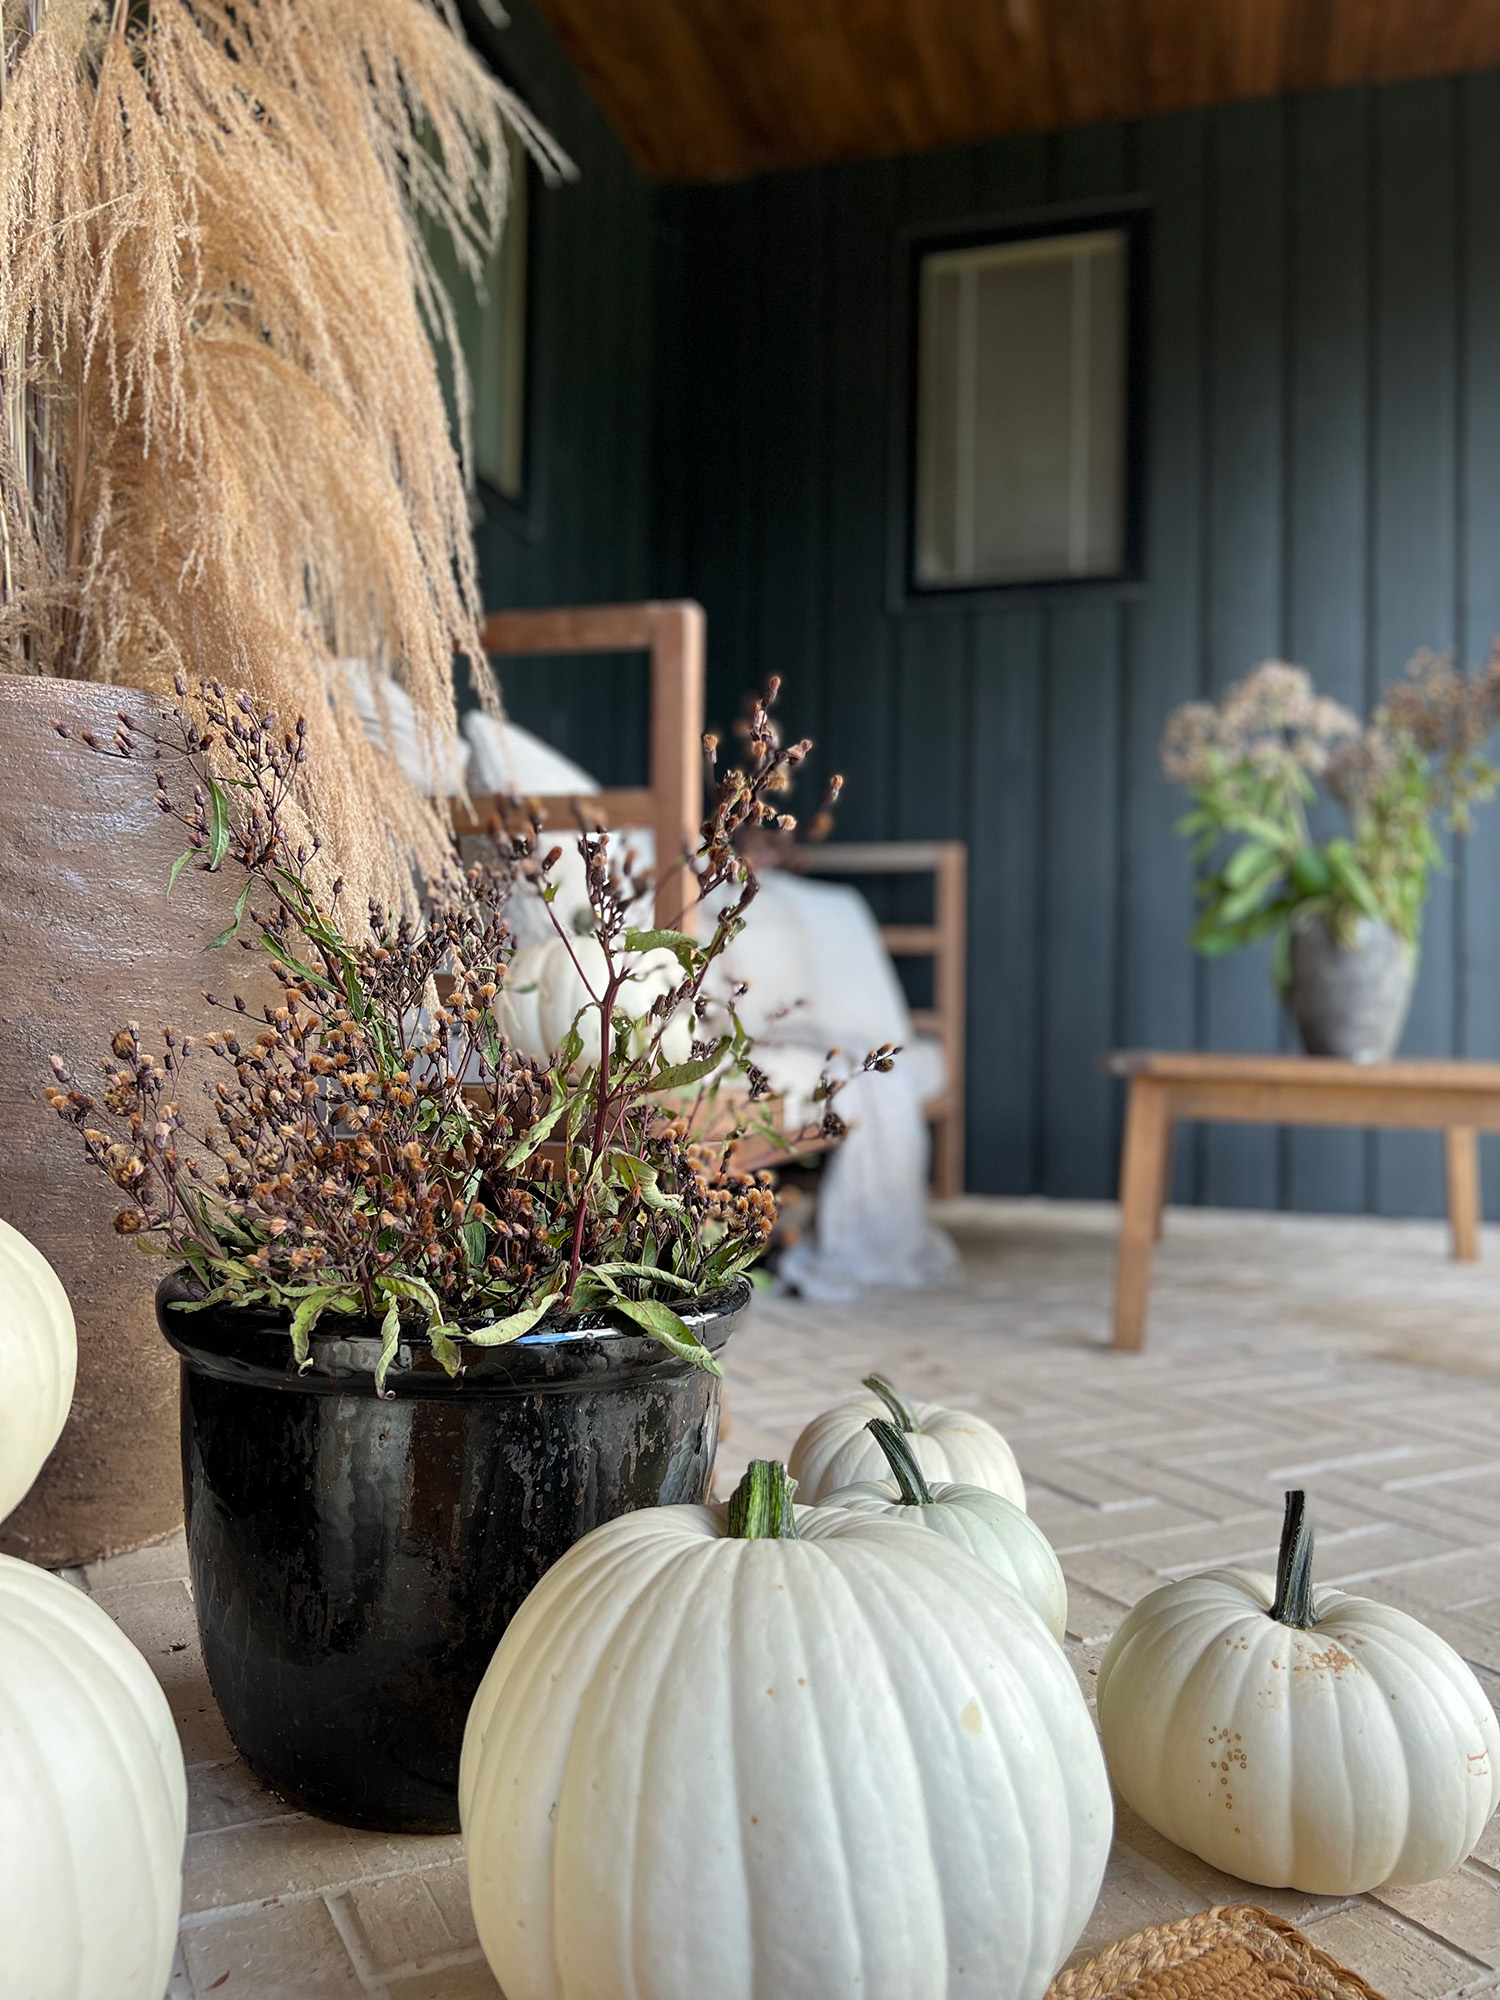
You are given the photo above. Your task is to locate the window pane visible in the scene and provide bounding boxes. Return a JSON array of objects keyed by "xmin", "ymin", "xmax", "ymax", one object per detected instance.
[
  {"xmin": 914, "ymin": 229, "xmax": 1128, "ymax": 588},
  {"xmin": 422, "ymin": 125, "xmax": 528, "ymax": 504},
  {"xmin": 473, "ymin": 127, "xmax": 528, "ymax": 501}
]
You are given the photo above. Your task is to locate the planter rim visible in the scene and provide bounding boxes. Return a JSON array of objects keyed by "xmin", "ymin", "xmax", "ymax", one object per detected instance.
[
  {"xmin": 1290, "ymin": 909, "xmax": 1414, "ymax": 953},
  {"xmin": 157, "ymin": 1267, "xmax": 750, "ymax": 1397}
]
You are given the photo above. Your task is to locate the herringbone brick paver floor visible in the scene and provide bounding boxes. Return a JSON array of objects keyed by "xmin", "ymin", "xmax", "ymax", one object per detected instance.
[{"xmin": 72, "ymin": 1199, "xmax": 1500, "ymax": 1997}]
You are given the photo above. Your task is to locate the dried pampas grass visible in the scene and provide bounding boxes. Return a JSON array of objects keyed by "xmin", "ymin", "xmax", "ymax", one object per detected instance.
[{"xmin": 0, "ymin": 0, "xmax": 571, "ymax": 906}]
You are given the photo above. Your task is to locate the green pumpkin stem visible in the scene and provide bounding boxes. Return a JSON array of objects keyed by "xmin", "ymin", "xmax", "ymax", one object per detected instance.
[
  {"xmin": 863, "ymin": 1372, "xmax": 920, "ymax": 1432},
  {"xmin": 866, "ymin": 1417, "xmax": 933, "ymax": 1506},
  {"xmin": 1270, "ymin": 1488, "xmax": 1316, "ymax": 1629},
  {"xmin": 726, "ymin": 1460, "xmax": 800, "ymax": 1540}
]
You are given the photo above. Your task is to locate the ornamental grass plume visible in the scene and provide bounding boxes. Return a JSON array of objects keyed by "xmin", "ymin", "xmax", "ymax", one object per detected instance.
[{"xmin": 0, "ymin": 0, "xmax": 571, "ymax": 908}]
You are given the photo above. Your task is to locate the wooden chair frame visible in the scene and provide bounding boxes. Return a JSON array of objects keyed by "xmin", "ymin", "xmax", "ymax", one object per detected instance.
[
  {"xmin": 453, "ymin": 601, "xmax": 705, "ymax": 926},
  {"xmin": 455, "ymin": 599, "xmax": 967, "ymax": 1196},
  {"xmin": 784, "ymin": 841, "xmax": 967, "ymax": 1199}
]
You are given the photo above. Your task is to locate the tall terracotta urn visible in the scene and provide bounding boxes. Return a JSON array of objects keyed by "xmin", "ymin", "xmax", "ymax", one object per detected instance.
[{"xmin": 0, "ymin": 677, "xmax": 269, "ymax": 1565}]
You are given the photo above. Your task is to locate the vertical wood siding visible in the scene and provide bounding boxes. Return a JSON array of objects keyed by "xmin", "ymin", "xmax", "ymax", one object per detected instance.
[
  {"xmin": 462, "ymin": 0, "xmax": 657, "ymax": 786},
  {"xmin": 654, "ymin": 71, "xmax": 1500, "ymax": 1214}
]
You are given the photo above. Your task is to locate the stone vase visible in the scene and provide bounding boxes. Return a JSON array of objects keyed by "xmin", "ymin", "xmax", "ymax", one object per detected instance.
[
  {"xmin": 0, "ymin": 677, "xmax": 271, "ymax": 1566},
  {"xmin": 1287, "ymin": 913, "xmax": 1415, "ymax": 1065}
]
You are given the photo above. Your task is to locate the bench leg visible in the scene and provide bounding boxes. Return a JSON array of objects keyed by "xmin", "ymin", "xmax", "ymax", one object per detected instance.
[
  {"xmin": 1113, "ymin": 1079, "xmax": 1169, "ymax": 1352},
  {"xmin": 1445, "ymin": 1126, "xmax": 1481, "ymax": 1262},
  {"xmin": 1155, "ymin": 1118, "xmax": 1175, "ymax": 1241}
]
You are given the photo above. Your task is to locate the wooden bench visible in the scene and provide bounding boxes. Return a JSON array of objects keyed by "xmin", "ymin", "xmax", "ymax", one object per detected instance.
[{"xmin": 1102, "ymin": 1050, "xmax": 1500, "ymax": 1352}]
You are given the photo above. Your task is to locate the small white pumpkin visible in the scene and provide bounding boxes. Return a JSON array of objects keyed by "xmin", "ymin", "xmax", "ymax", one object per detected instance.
[
  {"xmin": 808, "ymin": 1417, "xmax": 1067, "ymax": 1643},
  {"xmin": 461, "ymin": 1459, "xmax": 1111, "ymax": 2000},
  {"xmin": 494, "ymin": 936, "xmax": 692, "ymax": 1071},
  {"xmin": 788, "ymin": 1372, "xmax": 1026, "ymax": 1508},
  {"xmin": 0, "ymin": 1215, "xmax": 77, "ymax": 1524},
  {"xmin": 1097, "ymin": 1490, "xmax": 1500, "ymax": 1894},
  {"xmin": 0, "ymin": 1552, "xmax": 187, "ymax": 1998}
]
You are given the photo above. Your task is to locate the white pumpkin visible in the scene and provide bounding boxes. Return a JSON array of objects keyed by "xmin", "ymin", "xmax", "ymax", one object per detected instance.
[
  {"xmin": 494, "ymin": 936, "xmax": 693, "ymax": 1071},
  {"xmin": 461, "ymin": 1460, "xmax": 1111, "ymax": 2000},
  {"xmin": 0, "ymin": 1553, "xmax": 187, "ymax": 1997},
  {"xmin": 1097, "ymin": 1491, "xmax": 1500, "ymax": 1894},
  {"xmin": 808, "ymin": 1417, "xmax": 1067, "ymax": 1643},
  {"xmin": 788, "ymin": 1372, "xmax": 1026, "ymax": 1508},
  {"xmin": 0, "ymin": 1215, "xmax": 77, "ymax": 1524}
]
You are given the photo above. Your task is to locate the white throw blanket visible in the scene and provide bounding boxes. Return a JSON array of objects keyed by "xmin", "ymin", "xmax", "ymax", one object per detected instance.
[
  {"xmin": 777, "ymin": 1053, "xmax": 962, "ymax": 1302},
  {"xmin": 716, "ymin": 870, "xmax": 961, "ymax": 1301}
]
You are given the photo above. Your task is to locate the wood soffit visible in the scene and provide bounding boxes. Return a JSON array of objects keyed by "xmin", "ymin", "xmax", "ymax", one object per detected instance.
[{"xmin": 527, "ymin": 0, "xmax": 1500, "ymax": 183}]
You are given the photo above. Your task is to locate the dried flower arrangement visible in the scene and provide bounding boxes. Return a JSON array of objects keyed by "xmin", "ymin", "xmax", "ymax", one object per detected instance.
[
  {"xmin": 1160, "ymin": 652, "xmax": 1500, "ymax": 979},
  {"xmin": 0, "ymin": 0, "xmax": 570, "ymax": 906},
  {"xmin": 44, "ymin": 680, "xmax": 878, "ymax": 1392}
]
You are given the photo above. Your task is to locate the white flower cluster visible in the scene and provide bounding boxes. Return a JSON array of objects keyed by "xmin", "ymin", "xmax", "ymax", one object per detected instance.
[{"xmin": 1160, "ymin": 661, "xmax": 1361, "ymax": 785}]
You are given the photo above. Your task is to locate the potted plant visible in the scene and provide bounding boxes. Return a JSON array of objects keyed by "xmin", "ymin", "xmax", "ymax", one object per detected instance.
[
  {"xmin": 1161, "ymin": 654, "xmax": 1500, "ymax": 1061},
  {"xmin": 44, "ymin": 679, "xmax": 867, "ymax": 1833}
]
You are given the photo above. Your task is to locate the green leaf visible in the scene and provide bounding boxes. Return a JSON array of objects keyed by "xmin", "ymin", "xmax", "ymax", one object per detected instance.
[
  {"xmin": 646, "ymin": 1042, "xmax": 729, "ymax": 1095},
  {"xmin": 1192, "ymin": 929, "xmax": 1246, "ymax": 958},
  {"xmin": 608, "ymin": 1293, "xmax": 722, "ymax": 1376},
  {"xmin": 1324, "ymin": 842, "xmax": 1384, "ymax": 921},
  {"xmin": 381, "ymin": 1272, "xmax": 444, "ymax": 1322},
  {"xmin": 461, "ymin": 1219, "xmax": 488, "ymax": 1270},
  {"xmin": 259, "ymin": 933, "xmax": 335, "ymax": 991},
  {"xmin": 465, "ymin": 1287, "xmax": 560, "ymax": 1348},
  {"xmin": 503, "ymin": 1097, "xmax": 567, "ymax": 1169},
  {"xmin": 374, "ymin": 1291, "xmax": 402, "ymax": 1398},
  {"xmin": 167, "ymin": 849, "xmax": 194, "ymax": 896},
  {"xmin": 624, "ymin": 927, "xmax": 697, "ymax": 975},
  {"xmin": 588, "ymin": 1260, "xmax": 699, "ymax": 1291},
  {"xmin": 287, "ymin": 1285, "xmax": 355, "ymax": 1367},
  {"xmin": 1216, "ymin": 869, "xmax": 1286, "ymax": 925},
  {"xmin": 1221, "ymin": 841, "xmax": 1275, "ymax": 889},
  {"xmin": 428, "ymin": 1323, "xmax": 463, "ymax": 1378},
  {"xmin": 205, "ymin": 779, "xmax": 231, "ymax": 870},
  {"xmin": 207, "ymin": 878, "xmax": 252, "ymax": 952},
  {"xmin": 606, "ymin": 1156, "xmax": 685, "ymax": 1216}
]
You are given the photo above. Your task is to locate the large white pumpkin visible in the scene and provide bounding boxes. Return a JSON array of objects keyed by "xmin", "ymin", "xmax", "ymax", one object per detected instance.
[
  {"xmin": 1097, "ymin": 1491, "xmax": 1500, "ymax": 1894},
  {"xmin": 788, "ymin": 1373, "xmax": 1025, "ymax": 1508},
  {"xmin": 494, "ymin": 936, "xmax": 692, "ymax": 1071},
  {"xmin": 0, "ymin": 1553, "xmax": 187, "ymax": 1997},
  {"xmin": 808, "ymin": 1418, "xmax": 1067, "ymax": 1643},
  {"xmin": 461, "ymin": 1460, "xmax": 1111, "ymax": 2000},
  {"xmin": 0, "ymin": 1215, "xmax": 77, "ymax": 1524}
]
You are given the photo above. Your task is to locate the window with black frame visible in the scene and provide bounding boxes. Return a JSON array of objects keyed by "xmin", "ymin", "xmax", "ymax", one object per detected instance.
[{"xmin": 912, "ymin": 222, "xmax": 1136, "ymax": 593}]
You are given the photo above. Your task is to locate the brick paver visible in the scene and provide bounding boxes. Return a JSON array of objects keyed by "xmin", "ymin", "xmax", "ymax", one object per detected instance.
[{"xmin": 69, "ymin": 1198, "xmax": 1500, "ymax": 1998}]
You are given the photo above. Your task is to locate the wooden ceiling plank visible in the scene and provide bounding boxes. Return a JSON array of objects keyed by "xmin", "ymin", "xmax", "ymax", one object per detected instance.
[
  {"xmin": 1135, "ymin": 0, "xmax": 1229, "ymax": 114},
  {"xmin": 528, "ymin": 0, "xmax": 1500, "ymax": 183}
]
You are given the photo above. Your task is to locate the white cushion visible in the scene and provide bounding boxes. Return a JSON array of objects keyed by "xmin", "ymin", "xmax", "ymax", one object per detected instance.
[
  {"xmin": 462, "ymin": 711, "xmax": 600, "ymax": 798},
  {"xmin": 337, "ymin": 659, "xmax": 469, "ymax": 796}
]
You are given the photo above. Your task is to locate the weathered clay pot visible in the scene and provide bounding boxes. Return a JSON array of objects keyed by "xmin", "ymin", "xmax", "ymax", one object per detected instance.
[
  {"xmin": 1287, "ymin": 913, "xmax": 1415, "ymax": 1064},
  {"xmin": 0, "ymin": 677, "xmax": 269, "ymax": 1566}
]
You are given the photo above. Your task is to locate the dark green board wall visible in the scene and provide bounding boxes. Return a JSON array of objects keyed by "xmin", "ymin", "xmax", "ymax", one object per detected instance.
[
  {"xmin": 458, "ymin": 0, "xmax": 656, "ymax": 786},
  {"xmin": 653, "ymin": 75, "xmax": 1500, "ymax": 1218},
  {"xmin": 472, "ymin": 3, "xmax": 1500, "ymax": 1214}
]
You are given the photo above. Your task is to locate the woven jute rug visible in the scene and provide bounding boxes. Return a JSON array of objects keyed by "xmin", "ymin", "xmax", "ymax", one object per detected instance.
[{"xmin": 1047, "ymin": 1906, "xmax": 1386, "ymax": 2000}]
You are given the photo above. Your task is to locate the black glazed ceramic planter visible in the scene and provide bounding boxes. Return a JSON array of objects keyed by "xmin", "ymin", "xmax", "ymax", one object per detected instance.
[{"xmin": 158, "ymin": 1272, "xmax": 748, "ymax": 1833}]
